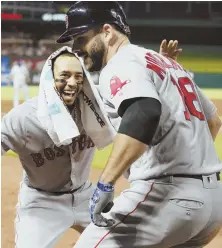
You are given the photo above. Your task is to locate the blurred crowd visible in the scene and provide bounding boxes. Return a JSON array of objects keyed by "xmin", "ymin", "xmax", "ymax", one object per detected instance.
[
  {"xmin": 1, "ymin": 43, "xmax": 54, "ymax": 57},
  {"xmin": 1, "ymin": 31, "xmax": 62, "ymax": 58},
  {"xmin": 1, "ymin": 31, "xmax": 65, "ymax": 85}
]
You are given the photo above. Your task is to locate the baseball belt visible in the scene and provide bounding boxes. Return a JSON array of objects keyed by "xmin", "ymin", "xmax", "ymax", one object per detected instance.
[
  {"xmin": 29, "ymin": 184, "xmax": 84, "ymax": 195},
  {"xmin": 155, "ymin": 172, "xmax": 220, "ymax": 181}
]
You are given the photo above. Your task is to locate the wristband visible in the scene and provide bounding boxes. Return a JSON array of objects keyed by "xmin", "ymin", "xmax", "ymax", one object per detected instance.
[{"xmin": 97, "ymin": 181, "xmax": 114, "ymax": 192}]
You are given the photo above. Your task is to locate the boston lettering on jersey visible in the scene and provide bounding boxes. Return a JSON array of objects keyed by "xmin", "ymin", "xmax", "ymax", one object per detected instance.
[
  {"xmin": 145, "ymin": 52, "xmax": 204, "ymax": 121},
  {"xmin": 82, "ymin": 93, "xmax": 105, "ymax": 127},
  {"xmin": 31, "ymin": 134, "xmax": 95, "ymax": 167}
]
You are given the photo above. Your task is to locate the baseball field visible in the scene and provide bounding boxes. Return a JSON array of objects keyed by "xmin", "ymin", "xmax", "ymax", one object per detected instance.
[{"xmin": 1, "ymin": 85, "xmax": 222, "ymax": 247}]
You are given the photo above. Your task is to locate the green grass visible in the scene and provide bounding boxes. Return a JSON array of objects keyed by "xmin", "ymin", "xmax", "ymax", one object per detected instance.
[
  {"xmin": 92, "ymin": 145, "xmax": 113, "ymax": 169},
  {"xmin": 1, "ymin": 86, "xmax": 39, "ymax": 101},
  {"xmin": 201, "ymin": 89, "xmax": 222, "ymax": 100},
  {"xmin": 1, "ymin": 86, "xmax": 222, "ymax": 101},
  {"xmin": 215, "ymin": 133, "xmax": 222, "ymax": 161},
  {"xmin": 178, "ymin": 57, "xmax": 222, "ymax": 73}
]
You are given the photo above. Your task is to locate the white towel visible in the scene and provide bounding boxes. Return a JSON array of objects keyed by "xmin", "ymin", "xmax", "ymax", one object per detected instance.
[{"xmin": 37, "ymin": 46, "xmax": 115, "ymax": 149}]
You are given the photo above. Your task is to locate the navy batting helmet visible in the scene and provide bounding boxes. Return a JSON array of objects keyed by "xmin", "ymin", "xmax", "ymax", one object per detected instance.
[{"xmin": 56, "ymin": 1, "xmax": 130, "ymax": 43}]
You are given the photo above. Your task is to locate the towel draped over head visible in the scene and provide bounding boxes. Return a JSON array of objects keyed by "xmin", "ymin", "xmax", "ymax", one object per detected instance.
[{"xmin": 37, "ymin": 46, "xmax": 115, "ymax": 149}]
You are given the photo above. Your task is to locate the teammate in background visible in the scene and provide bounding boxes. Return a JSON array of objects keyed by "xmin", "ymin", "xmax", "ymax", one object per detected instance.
[
  {"xmin": 10, "ymin": 59, "xmax": 30, "ymax": 107},
  {"xmin": 57, "ymin": 2, "xmax": 222, "ymax": 247}
]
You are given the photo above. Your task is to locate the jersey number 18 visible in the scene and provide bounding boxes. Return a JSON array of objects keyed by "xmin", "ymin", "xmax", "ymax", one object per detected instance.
[{"xmin": 171, "ymin": 76, "xmax": 205, "ymax": 121}]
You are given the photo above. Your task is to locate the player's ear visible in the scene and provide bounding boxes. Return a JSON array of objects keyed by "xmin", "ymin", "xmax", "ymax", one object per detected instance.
[{"xmin": 102, "ymin": 24, "xmax": 114, "ymax": 45}]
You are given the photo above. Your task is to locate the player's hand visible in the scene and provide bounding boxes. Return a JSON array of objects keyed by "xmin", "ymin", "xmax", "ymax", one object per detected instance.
[
  {"xmin": 159, "ymin": 39, "xmax": 182, "ymax": 61},
  {"xmin": 90, "ymin": 181, "xmax": 115, "ymax": 227}
]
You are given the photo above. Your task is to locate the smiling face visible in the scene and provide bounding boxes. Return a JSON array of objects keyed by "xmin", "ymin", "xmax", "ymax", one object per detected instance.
[
  {"xmin": 72, "ymin": 29, "xmax": 106, "ymax": 72},
  {"xmin": 53, "ymin": 53, "xmax": 84, "ymax": 106}
]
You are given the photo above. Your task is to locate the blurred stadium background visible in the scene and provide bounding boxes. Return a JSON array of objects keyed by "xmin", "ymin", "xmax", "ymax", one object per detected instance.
[
  {"xmin": 1, "ymin": 1, "xmax": 222, "ymax": 86},
  {"xmin": 1, "ymin": 1, "xmax": 222, "ymax": 160}
]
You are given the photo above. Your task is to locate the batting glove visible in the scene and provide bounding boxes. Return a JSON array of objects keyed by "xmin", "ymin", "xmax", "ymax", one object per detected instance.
[{"xmin": 90, "ymin": 180, "xmax": 115, "ymax": 227}]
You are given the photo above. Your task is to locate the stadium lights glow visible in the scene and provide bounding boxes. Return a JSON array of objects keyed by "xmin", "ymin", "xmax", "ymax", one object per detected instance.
[{"xmin": 42, "ymin": 13, "xmax": 66, "ymax": 21}]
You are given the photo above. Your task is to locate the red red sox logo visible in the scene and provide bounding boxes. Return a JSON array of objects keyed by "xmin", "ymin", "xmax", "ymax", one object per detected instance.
[{"xmin": 110, "ymin": 76, "xmax": 130, "ymax": 98}]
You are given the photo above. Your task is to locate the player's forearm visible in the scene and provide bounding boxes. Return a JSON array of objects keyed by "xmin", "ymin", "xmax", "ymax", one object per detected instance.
[
  {"xmin": 100, "ymin": 133, "xmax": 147, "ymax": 184},
  {"xmin": 100, "ymin": 98, "xmax": 161, "ymax": 184}
]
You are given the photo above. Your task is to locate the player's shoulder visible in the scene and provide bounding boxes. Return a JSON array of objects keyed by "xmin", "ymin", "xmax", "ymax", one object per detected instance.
[
  {"xmin": 115, "ymin": 44, "xmax": 147, "ymax": 61},
  {"xmin": 101, "ymin": 44, "xmax": 155, "ymax": 77},
  {"xmin": 119, "ymin": 44, "xmax": 158, "ymax": 58},
  {"xmin": 110, "ymin": 44, "xmax": 158, "ymax": 66}
]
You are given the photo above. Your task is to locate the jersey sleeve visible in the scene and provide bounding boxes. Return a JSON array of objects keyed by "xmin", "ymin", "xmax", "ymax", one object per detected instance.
[
  {"xmin": 105, "ymin": 59, "xmax": 160, "ymax": 112},
  {"xmin": 1, "ymin": 109, "xmax": 27, "ymax": 154},
  {"xmin": 195, "ymin": 86, "xmax": 217, "ymax": 120}
]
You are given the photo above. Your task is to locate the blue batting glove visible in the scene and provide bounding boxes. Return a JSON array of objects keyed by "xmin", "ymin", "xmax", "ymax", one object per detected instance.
[{"xmin": 90, "ymin": 181, "xmax": 115, "ymax": 227}]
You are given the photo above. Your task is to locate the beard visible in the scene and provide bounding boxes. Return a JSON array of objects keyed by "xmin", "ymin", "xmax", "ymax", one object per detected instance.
[{"xmin": 87, "ymin": 37, "xmax": 106, "ymax": 72}]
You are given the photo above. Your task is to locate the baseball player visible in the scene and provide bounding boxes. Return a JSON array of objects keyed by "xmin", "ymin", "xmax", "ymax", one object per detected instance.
[
  {"xmin": 57, "ymin": 2, "xmax": 222, "ymax": 247},
  {"xmin": 10, "ymin": 59, "xmax": 30, "ymax": 107},
  {"xmin": 2, "ymin": 50, "xmax": 99, "ymax": 248}
]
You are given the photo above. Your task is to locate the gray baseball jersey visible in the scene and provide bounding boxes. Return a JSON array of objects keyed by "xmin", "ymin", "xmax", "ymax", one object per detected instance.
[
  {"xmin": 99, "ymin": 44, "xmax": 221, "ymax": 182},
  {"xmin": 1, "ymin": 97, "xmax": 96, "ymax": 192}
]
